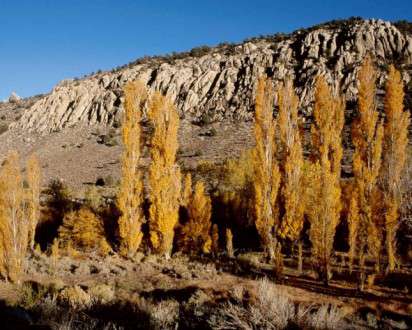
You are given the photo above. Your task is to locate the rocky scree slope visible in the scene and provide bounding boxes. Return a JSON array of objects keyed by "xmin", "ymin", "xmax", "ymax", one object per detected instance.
[{"xmin": 10, "ymin": 18, "xmax": 412, "ymax": 133}]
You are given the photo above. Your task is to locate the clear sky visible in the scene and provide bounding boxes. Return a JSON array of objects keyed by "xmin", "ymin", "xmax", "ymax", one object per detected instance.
[{"xmin": 1, "ymin": 0, "xmax": 411, "ymax": 100}]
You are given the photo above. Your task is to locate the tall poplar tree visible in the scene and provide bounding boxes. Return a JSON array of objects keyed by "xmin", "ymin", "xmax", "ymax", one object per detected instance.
[
  {"xmin": 308, "ymin": 76, "xmax": 344, "ymax": 285},
  {"xmin": 148, "ymin": 92, "xmax": 181, "ymax": 258},
  {"xmin": 26, "ymin": 154, "xmax": 41, "ymax": 250},
  {"xmin": 277, "ymin": 79, "xmax": 305, "ymax": 244},
  {"xmin": 350, "ymin": 55, "xmax": 384, "ymax": 273},
  {"xmin": 381, "ymin": 65, "xmax": 410, "ymax": 271},
  {"xmin": 117, "ymin": 81, "xmax": 147, "ymax": 257},
  {"xmin": 0, "ymin": 152, "xmax": 29, "ymax": 282},
  {"xmin": 253, "ymin": 76, "xmax": 281, "ymax": 260}
]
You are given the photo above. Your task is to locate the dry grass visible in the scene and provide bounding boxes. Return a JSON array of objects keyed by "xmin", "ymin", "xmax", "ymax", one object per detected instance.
[
  {"xmin": 209, "ymin": 278, "xmax": 295, "ymax": 329},
  {"xmin": 209, "ymin": 278, "xmax": 347, "ymax": 330},
  {"xmin": 59, "ymin": 286, "xmax": 93, "ymax": 309},
  {"xmin": 297, "ymin": 303, "xmax": 348, "ymax": 329},
  {"xmin": 137, "ymin": 298, "xmax": 180, "ymax": 329}
]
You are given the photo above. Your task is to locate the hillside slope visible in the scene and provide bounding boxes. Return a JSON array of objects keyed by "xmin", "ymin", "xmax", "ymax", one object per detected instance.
[{"xmin": 9, "ymin": 18, "xmax": 412, "ymax": 134}]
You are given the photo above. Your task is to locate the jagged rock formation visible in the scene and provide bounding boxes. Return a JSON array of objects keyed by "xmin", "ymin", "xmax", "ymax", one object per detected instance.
[{"xmin": 11, "ymin": 18, "xmax": 412, "ymax": 133}]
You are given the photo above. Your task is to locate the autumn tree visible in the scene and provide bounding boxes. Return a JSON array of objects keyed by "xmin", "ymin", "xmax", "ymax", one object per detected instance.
[
  {"xmin": 277, "ymin": 79, "xmax": 305, "ymax": 248},
  {"xmin": 253, "ymin": 77, "xmax": 281, "ymax": 260},
  {"xmin": 179, "ymin": 179, "xmax": 212, "ymax": 254},
  {"xmin": 381, "ymin": 65, "xmax": 411, "ymax": 271},
  {"xmin": 58, "ymin": 207, "xmax": 111, "ymax": 255},
  {"xmin": 148, "ymin": 92, "xmax": 181, "ymax": 258},
  {"xmin": 0, "ymin": 152, "xmax": 29, "ymax": 282},
  {"xmin": 308, "ymin": 76, "xmax": 344, "ymax": 284},
  {"xmin": 26, "ymin": 154, "xmax": 41, "ymax": 250},
  {"xmin": 117, "ymin": 81, "xmax": 147, "ymax": 257},
  {"xmin": 350, "ymin": 56, "xmax": 384, "ymax": 274}
]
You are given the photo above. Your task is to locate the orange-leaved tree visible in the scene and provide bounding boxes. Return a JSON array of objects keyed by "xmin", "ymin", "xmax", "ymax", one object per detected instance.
[
  {"xmin": 117, "ymin": 81, "xmax": 147, "ymax": 257},
  {"xmin": 0, "ymin": 152, "xmax": 29, "ymax": 283},
  {"xmin": 277, "ymin": 79, "xmax": 305, "ymax": 246},
  {"xmin": 179, "ymin": 178, "xmax": 212, "ymax": 254},
  {"xmin": 350, "ymin": 55, "xmax": 384, "ymax": 273},
  {"xmin": 381, "ymin": 65, "xmax": 410, "ymax": 271},
  {"xmin": 253, "ymin": 76, "xmax": 281, "ymax": 260},
  {"xmin": 308, "ymin": 76, "xmax": 344, "ymax": 284},
  {"xmin": 58, "ymin": 207, "xmax": 111, "ymax": 256},
  {"xmin": 148, "ymin": 92, "xmax": 181, "ymax": 258},
  {"xmin": 26, "ymin": 153, "xmax": 41, "ymax": 250}
]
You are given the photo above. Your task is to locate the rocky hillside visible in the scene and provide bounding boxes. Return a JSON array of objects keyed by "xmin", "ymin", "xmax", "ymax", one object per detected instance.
[{"xmin": 10, "ymin": 18, "xmax": 412, "ymax": 133}]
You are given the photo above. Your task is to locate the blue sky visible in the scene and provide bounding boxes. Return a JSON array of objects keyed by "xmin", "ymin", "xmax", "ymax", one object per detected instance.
[{"xmin": 0, "ymin": 0, "xmax": 411, "ymax": 100}]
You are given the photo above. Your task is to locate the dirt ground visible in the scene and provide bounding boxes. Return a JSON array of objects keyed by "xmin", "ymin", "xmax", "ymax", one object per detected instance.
[{"xmin": 0, "ymin": 251, "xmax": 410, "ymax": 329}]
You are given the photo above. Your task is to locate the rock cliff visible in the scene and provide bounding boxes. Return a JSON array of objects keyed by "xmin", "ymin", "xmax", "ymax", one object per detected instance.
[{"xmin": 11, "ymin": 18, "xmax": 412, "ymax": 133}]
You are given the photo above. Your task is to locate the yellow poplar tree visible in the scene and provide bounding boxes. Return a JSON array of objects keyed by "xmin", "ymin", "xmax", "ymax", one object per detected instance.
[
  {"xmin": 117, "ymin": 81, "xmax": 147, "ymax": 257},
  {"xmin": 308, "ymin": 76, "xmax": 344, "ymax": 284},
  {"xmin": 0, "ymin": 152, "xmax": 29, "ymax": 282},
  {"xmin": 26, "ymin": 154, "xmax": 41, "ymax": 250},
  {"xmin": 58, "ymin": 207, "xmax": 111, "ymax": 255},
  {"xmin": 351, "ymin": 55, "xmax": 384, "ymax": 273},
  {"xmin": 277, "ymin": 79, "xmax": 305, "ymax": 243},
  {"xmin": 148, "ymin": 92, "xmax": 181, "ymax": 258},
  {"xmin": 179, "ymin": 180, "xmax": 212, "ymax": 254},
  {"xmin": 253, "ymin": 76, "xmax": 281, "ymax": 259},
  {"xmin": 381, "ymin": 65, "xmax": 411, "ymax": 271}
]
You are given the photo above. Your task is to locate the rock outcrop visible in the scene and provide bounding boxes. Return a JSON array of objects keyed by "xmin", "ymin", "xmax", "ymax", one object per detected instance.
[
  {"xmin": 8, "ymin": 92, "xmax": 21, "ymax": 103},
  {"xmin": 11, "ymin": 18, "xmax": 412, "ymax": 133}
]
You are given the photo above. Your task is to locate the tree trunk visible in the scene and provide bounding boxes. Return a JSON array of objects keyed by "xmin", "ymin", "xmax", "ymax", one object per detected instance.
[{"xmin": 297, "ymin": 241, "xmax": 303, "ymax": 275}]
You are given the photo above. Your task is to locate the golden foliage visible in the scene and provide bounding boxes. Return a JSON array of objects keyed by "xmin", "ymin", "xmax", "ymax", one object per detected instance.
[
  {"xmin": 117, "ymin": 81, "xmax": 147, "ymax": 257},
  {"xmin": 381, "ymin": 65, "xmax": 411, "ymax": 271},
  {"xmin": 253, "ymin": 76, "xmax": 281, "ymax": 258},
  {"xmin": 148, "ymin": 92, "xmax": 181, "ymax": 257},
  {"xmin": 277, "ymin": 79, "xmax": 305, "ymax": 241},
  {"xmin": 179, "ymin": 180, "xmax": 212, "ymax": 254},
  {"xmin": 348, "ymin": 192, "xmax": 359, "ymax": 271},
  {"xmin": 351, "ymin": 56, "xmax": 384, "ymax": 271},
  {"xmin": 26, "ymin": 154, "xmax": 41, "ymax": 250},
  {"xmin": 181, "ymin": 173, "xmax": 192, "ymax": 207},
  {"xmin": 58, "ymin": 207, "xmax": 111, "ymax": 255},
  {"xmin": 0, "ymin": 152, "xmax": 29, "ymax": 282},
  {"xmin": 308, "ymin": 76, "xmax": 344, "ymax": 283}
]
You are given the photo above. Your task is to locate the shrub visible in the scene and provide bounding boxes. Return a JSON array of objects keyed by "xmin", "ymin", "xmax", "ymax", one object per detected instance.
[
  {"xmin": 0, "ymin": 123, "xmax": 8, "ymax": 135},
  {"xmin": 297, "ymin": 304, "xmax": 347, "ymax": 329},
  {"xmin": 59, "ymin": 286, "xmax": 92, "ymax": 309},
  {"xmin": 89, "ymin": 284, "xmax": 115, "ymax": 304},
  {"xmin": 84, "ymin": 186, "xmax": 102, "ymax": 211},
  {"xmin": 209, "ymin": 279, "xmax": 295, "ymax": 329}
]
